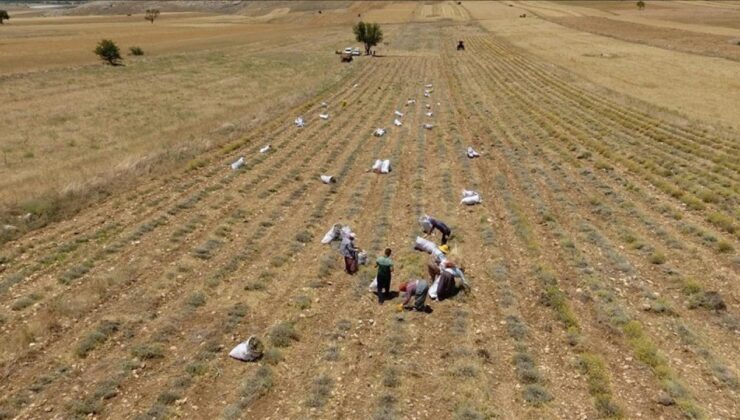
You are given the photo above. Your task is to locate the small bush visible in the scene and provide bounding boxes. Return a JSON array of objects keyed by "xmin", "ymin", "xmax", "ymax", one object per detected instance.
[
  {"xmin": 454, "ymin": 404, "xmax": 485, "ymax": 420},
  {"xmin": 688, "ymin": 291, "xmax": 726, "ymax": 311},
  {"xmin": 131, "ymin": 343, "xmax": 164, "ymax": 360},
  {"xmin": 186, "ymin": 291, "xmax": 206, "ymax": 308},
  {"xmin": 295, "ymin": 230, "xmax": 313, "ymax": 243},
  {"xmin": 293, "ymin": 295, "xmax": 311, "ymax": 310},
  {"xmin": 269, "ymin": 322, "xmax": 299, "ymax": 348},
  {"xmin": 94, "ymin": 39, "xmax": 122, "ymax": 65},
  {"xmin": 264, "ymin": 348, "xmax": 283, "ymax": 365},
  {"xmin": 324, "ymin": 346, "xmax": 340, "ymax": 361},
  {"xmin": 129, "ymin": 46, "xmax": 144, "ymax": 56},
  {"xmin": 649, "ymin": 251, "xmax": 666, "ymax": 264},
  {"xmin": 523, "ymin": 384, "xmax": 552, "ymax": 405},
  {"xmin": 717, "ymin": 240, "xmax": 733, "ymax": 253},
  {"xmin": 305, "ymin": 374, "xmax": 333, "ymax": 408}
]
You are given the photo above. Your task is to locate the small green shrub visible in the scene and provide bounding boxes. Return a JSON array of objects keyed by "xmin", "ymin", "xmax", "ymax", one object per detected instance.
[
  {"xmin": 649, "ymin": 251, "xmax": 666, "ymax": 264},
  {"xmin": 129, "ymin": 46, "xmax": 144, "ymax": 56},
  {"xmin": 269, "ymin": 322, "xmax": 299, "ymax": 348},
  {"xmin": 131, "ymin": 343, "xmax": 164, "ymax": 360},
  {"xmin": 523, "ymin": 384, "xmax": 552, "ymax": 405}
]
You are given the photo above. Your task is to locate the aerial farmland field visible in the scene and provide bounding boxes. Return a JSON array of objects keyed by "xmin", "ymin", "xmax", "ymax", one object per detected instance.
[{"xmin": 0, "ymin": 1, "xmax": 737, "ymax": 419}]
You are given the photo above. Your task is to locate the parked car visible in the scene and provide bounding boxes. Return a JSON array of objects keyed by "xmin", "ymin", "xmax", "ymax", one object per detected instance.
[
  {"xmin": 352, "ymin": 47, "xmax": 361, "ymax": 56},
  {"xmin": 343, "ymin": 47, "xmax": 353, "ymax": 55}
]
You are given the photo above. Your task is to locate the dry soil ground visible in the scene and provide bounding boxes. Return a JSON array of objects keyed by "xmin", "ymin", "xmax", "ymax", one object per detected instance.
[{"xmin": 0, "ymin": 1, "xmax": 738, "ymax": 419}]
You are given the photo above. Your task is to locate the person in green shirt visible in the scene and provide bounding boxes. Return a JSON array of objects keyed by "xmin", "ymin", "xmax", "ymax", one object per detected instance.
[{"xmin": 376, "ymin": 248, "xmax": 394, "ymax": 304}]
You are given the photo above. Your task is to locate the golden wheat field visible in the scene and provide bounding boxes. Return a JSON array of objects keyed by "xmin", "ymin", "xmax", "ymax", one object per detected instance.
[{"xmin": 0, "ymin": 1, "xmax": 738, "ymax": 419}]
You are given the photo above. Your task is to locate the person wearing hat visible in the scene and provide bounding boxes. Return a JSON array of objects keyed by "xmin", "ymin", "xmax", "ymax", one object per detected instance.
[
  {"xmin": 340, "ymin": 233, "xmax": 359, "ymax": 275},
  {"xmin": 398, "ymin": 279, "xmax": 429, "ymax": 312}
]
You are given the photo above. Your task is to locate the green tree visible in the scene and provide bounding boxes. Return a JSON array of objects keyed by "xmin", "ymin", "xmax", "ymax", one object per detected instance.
[
  {"xmin": 353, "ymin": 21, "xmax": 383, "ymax": 55},
  {"xmin": 637, "ymin": 0, "xmax": 645, "ymax": 10},
  {"xmin": 0, "ymin": 10, "xmax": 10, "ymax": 24},
  {"xmin": 145, "ymin": 9, "xmax": 160, "ymax": 23},
  {"xmin": 94, "ymin": 39, "xmax": 122, "ymax": 65}
]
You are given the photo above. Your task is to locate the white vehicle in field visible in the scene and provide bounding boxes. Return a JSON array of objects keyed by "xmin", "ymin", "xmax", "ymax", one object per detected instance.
[
  {"xmin": 343, "ymin": 47, "xmax": 353, "ymax": 55},
  {"xmin": 352, "ymin": 47, "xmax": 361, "ymax": 56}
]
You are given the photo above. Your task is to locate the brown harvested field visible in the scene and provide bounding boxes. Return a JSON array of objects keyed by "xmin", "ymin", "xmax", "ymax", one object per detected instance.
[
  {"xmin": 549, "ymin": 16, "xmax": 740, "ymax": 61},
  {"xmin": 0, "ymin": 1, "xmax": 738, "ymax": 419}
]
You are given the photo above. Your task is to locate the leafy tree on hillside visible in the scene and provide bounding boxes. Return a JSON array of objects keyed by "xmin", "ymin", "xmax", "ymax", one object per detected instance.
[
  {"xmin": 353, "ymin": 21, "xmax": 383, "ymax": 55},
  {"xmin": 637, "ymin": 0, "xmax": 645, "ymax": 11},
  {"xmin": 145, "ymin": 8, "xmax": 160, "ymax": 24},
  {"xmin": 94, "ymin": 39, "xmax": 122, "ymax": 65},
  {"xmin": 0, "ymin": 10, "xmax": 10, "ymax": 24}
]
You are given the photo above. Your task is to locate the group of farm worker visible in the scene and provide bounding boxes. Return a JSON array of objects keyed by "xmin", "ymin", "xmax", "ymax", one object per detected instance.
[{"xmin": 338, "ymin": 215, "xmax": 465, "ymax": 313}]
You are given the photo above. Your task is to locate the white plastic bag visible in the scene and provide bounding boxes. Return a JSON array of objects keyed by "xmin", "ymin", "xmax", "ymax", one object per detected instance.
[
  {"xmin": 372, "ymin": 159, "xmax": 383, "ymax": 172},
  {"xmin": 319, "ymin": 113, "xmax": 329, "ymax": 120},
  {"xmin": 414, "ymin": 236, "xmax": 437, "ymax": 254},
  {"xmin": 426, "ymin": 112, "xmax": 433, "ymax": 117},
  {"xmin": 260, "ymin": 145, "xmax": 271, "ymax": 154},
  {"xmin": 406, "ymin": 99, "xmax": 416, "ymax": 105},
  {"xmin": 424, "ymin": 92, "xmax": 430, "ymax": 98},
  {"xmin": 373, "ymin": 128, "xmax": 386, "ymax": 137},
  {"xmin": 230, "ymin": 157, "xmax": 245, "ymax": 170},
  {"xmin": 394, "ymin": 110, "xmax": 404, "ymax": 117},
  {"xmin": 321, "ymin": 101, "xmax": 329, "ymax": 108},
  {"xmin": 320, "ymin": 175, "xmax": 336, "ymax": 184},
  {"xmin": 229, "ymin": 336, "xmax": 264, "ymax": 362},
  {"xmin": 358, "ymin": 251, "xmax": 368, "ymax": 265},
  {"xmin": 467, "ymin": 147, "xmax": 480, "ymax": 158},
  {"xmin": 423, "ymin": 123, "xmax": 434, "ymax": 130},
  {"xmin": 425, "ymin": 104, "xmax": 431, "ymax": 109},
  {"xmin": 425, "ymin": 84, "xmax": 433, "ymax": 88},
  {"xmin": 294, "ymin": 117, "xmax": 305, "ymax": 127},
  {"xmin": 394, "ymin": 119, "xmax": 402, "ymax": 127},
  {"xmin": 368, "ymin": 277, "xmax": 378, "ymax": 293}
]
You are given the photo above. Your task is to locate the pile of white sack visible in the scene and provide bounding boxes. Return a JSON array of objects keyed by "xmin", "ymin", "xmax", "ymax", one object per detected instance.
[
  {"xmin": 460, "ymin": 189, "xmax": 482, "ymax": 205},
  {"xmin": 319, "ymin": 113, "xmax": 329, "ymax": 120},
  {"xmin": 371, "ymin": 159, "xmax": 392, "ymax": 174},
  {"xmin": 294, "ymin": 117, "xmax": 305, "ymax": 127},
  {"xmin": 467, "ymin": 147, "xmax": 480, "ymax": 158},
  {"xmin": 394, "ymin": 119, "xmax": 403, "ymax": 127},
  {"xmin": 373, "ymin": 128, "xmax": 386, "ymax": 137},
  {"xmin": 230, "ymin": 156, "xmax": 245, "ymax": 170}
]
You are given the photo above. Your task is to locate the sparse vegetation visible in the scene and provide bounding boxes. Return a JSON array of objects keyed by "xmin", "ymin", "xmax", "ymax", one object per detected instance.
[
  {"xmin": 145, "ymin": 9, "xmax": 160, "ymax": 24},
  {"xmin": 269, "ymin": 321, "xmax": 299, "ymax": 348},
  {"xmin": 94, "ymin": 39, "xmax": 122, "ymax": 65},
  {"xmin": 129, "ymin": 46, "xmax": 144, "ymax": 56}
]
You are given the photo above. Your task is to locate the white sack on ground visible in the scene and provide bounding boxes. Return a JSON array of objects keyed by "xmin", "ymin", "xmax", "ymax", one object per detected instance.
[
  {"xmin": 394, "ymin": 110, "xmax": 404, "ymax": 117},
  {"xmin": 406, "ymin": 99, "xmax": 416, "ymax": 105},
  {"xmin": 320, "ymin": 175, "xmax": 336, "ymax": 184},
  {"xmin": 260, "ymin": 145, "xmax": 271, "ymax": 154},
  {"xmin": 229, "ymin": 336, "xmax": 264, "ymax": 362},
  {"xmin": 426, "ymin": 112, "xmax": 433, "ymax": 117},
  {"xmin": 425, "ymin": 104, "xmax": 431, "ymax": 109},
  {"xmin": 423, "ymin": 124, "xmax": 434, "ymax": 130},
  {"xmin": 230, "ymin": 157, "xmax": 245, "ymax": 170},
  {"xmin": 319, "ymin": 113, "xmax": 329, "ymax": 120},
  {"xmin": 425, "ymin": 84, "xmax": 433, "ymax": 88},
  {"xmin": 461, "ymin": 193, "xmax": 482, "ymax": 205},
  {"xmin": 321, "ymin": 101, "xmax": 329, "ymax": 108},
  {"xmin": 381, "ymin": 159, "xmax": 391, "ymax": 173},
  {"xmin": 372, "ymin": 159, "xmax": 383, "ymax": 172},
  {"xmin": 294, "ymin": 117, "xmax": 305, "ymax": 127},
  {"xmin": 373, "ymin": 128, "xmax": 386, "ymax": 137},
  {"xmin": 394, "ymin": 119, "xmax": 403, "ymax": 127},
  {"xmin": 358, "ymin": 251, "xmax": 368, "ymax": 265},
  {"xmin": 462, "ymin": 189, "xmax": 478, "ymax": 197},
  {"xmin": 353, "ymin": 83, "xmax": 359, "ymax": 88},
  {"xmin": 467, "ymin": 147, "xmax": 480, "ymax": 158},
  {"xmin": 424, "ymin": 92, "xmax": 430, "ymax": 98}
]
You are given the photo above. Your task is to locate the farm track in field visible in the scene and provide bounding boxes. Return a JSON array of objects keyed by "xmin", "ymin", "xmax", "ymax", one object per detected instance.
[{"xmin": 1, "ymin": 16, "xmax": 737, "ymax": 420}]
